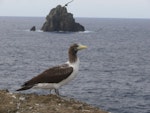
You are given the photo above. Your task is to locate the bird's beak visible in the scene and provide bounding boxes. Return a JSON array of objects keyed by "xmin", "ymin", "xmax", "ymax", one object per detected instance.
[{"xmin": 77, "ymin": 44, "xmax": 87, "ymax": 50}]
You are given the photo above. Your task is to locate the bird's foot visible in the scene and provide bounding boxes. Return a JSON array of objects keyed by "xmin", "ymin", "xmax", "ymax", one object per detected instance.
[{"xmin": 54, "ymin": 89, "xmax": 68, "ymax": 98}]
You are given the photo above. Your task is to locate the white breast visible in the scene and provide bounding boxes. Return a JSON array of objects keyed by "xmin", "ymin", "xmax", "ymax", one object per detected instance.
[{"xmin": 56, "ymin": 58, "xmax": 80, "ymax": 88}]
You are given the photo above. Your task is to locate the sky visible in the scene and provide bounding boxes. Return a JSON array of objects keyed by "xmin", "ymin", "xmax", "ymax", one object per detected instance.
[{"xmin": 0, "ymin": 0, "xmax": 150, "ymax": 18}]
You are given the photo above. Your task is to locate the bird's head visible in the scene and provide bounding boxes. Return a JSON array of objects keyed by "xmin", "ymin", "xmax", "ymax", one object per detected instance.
[
  {"xmin": 69, "ymin": 43, "xmax": 87, "ymax": 53},
  {"xmin": 68, "ymin": 43, "xmax": 87, "ymax": 63}
]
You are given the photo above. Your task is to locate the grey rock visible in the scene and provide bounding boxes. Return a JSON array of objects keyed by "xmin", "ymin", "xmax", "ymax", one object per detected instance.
[
  {"xmin": 41, "ymin": 5, "xmax": 85, "ymax": 32},
  {"xmin": 30, "ymin": 26, "xmax": 36, "ymax": 31}
]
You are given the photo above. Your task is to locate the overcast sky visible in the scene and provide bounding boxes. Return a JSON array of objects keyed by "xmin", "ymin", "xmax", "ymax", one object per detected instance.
[{"xmin": 0, "ymin": 0, "xmax": 150, "ymax": 18}]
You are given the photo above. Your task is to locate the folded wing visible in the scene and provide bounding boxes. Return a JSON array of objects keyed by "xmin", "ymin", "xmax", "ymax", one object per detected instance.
[{"xmin": 17, "ymin": 64, "xmax": 73, "ymax": 91}]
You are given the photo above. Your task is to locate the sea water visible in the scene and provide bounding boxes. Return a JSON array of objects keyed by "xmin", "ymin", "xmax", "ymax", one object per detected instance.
[{"xmin": 0, "ymin": 17, "xmax": 150, "ymax": 113}]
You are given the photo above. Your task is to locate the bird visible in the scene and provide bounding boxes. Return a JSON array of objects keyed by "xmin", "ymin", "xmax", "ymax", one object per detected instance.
[
  {"xmin": 64, "ymin": 0, "xmax": 74, "ymax": 7},
  {"xmin": 16, "ymin": 43, "xmax": 87, "ymax": 95}
]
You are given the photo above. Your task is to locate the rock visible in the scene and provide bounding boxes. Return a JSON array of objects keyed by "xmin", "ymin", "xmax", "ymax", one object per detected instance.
[
  {"xmin": 41, "ymin": 5, "xmax": 85, "ymax": 32},
  {"xmin": 0, "ymin": 90, "xmax": 108, "ymax": 113},
  {"xmin": 30, "ymin": 26, "xmax": 36, "ymax": 31}
]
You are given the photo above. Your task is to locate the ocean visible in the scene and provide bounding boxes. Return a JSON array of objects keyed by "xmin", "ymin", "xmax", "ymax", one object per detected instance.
[{"xmin": 0, "ymin": 17, "xmax": 150, "ymax": 113}]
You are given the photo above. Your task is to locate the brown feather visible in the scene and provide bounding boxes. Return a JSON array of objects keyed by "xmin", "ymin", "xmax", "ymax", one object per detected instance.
[{"xmin": 17, "ymin": 64, "xmax": 73, "ymax": 91}]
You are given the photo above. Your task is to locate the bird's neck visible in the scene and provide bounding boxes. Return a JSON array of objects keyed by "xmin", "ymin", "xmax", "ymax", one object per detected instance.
[{"xmin": 68, "ymin": 50, "xmax": 77, "ymax": 63}]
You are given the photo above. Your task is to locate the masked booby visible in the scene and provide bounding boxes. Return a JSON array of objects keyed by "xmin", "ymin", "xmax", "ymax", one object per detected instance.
[{"xmin": 16, "ymin": 43, "xmax": 87, "ymax": 95}]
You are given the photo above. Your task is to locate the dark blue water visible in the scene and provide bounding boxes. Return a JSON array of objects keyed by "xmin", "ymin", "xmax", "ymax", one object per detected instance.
[{"xmin": 0, "ymin": 17, "xmax": 150, "ymax": 113}]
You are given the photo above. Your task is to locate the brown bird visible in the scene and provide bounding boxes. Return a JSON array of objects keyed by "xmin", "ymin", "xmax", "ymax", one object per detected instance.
[{"xmin": 16, "ymin": 43, "xmax": 87, "ymax": 95}]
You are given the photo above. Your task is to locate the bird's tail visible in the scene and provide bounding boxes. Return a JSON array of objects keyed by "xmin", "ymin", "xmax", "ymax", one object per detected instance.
[{"xmin": 16, "ymin": 85, "xmax": 33, "ymax": 91}]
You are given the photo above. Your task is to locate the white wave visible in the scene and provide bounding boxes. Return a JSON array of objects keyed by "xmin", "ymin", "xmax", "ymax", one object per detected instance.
[{"xmin": 78, "ymin": 30, "xmax": 95, "ymax": 33}]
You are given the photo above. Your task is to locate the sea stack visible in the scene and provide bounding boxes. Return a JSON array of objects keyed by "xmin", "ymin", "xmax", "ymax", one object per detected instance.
[
  {"xmin": 41, "ymin": 5, "xmax": 85, "ymax": 32},
  {"xmin": 30, "ymin": 26, "xmax": 36, "ymax": 31}
]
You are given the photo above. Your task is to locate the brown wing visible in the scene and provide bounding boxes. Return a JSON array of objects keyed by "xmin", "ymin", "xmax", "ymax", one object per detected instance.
[{"xmin": 23, "ymin": 64, "xmax": 73, "ymax": 86}]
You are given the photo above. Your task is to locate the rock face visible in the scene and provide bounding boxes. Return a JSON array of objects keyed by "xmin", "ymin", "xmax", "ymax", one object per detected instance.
[
  {"xmin": 30, "ymin": 26, "xmax": 36, "ymax": 31},
  {"xmin": 41, "ymin": 5, "xmax": 85, "ymax": 32}
]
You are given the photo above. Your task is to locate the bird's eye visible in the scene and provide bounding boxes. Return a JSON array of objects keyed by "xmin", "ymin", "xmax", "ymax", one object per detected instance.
[{"xmin": 74, "ymin": 47, "xmax": 78, "ymax": 51}]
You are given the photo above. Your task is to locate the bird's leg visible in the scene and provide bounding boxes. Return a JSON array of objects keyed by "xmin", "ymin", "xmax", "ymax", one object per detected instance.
[
  {"xmin": 49, "ymin": 89, "xmax": 52, "ymax": 94},
  {"xmin": 54, "ymin": 89, "xmax": 67, "ymax": 99},
  {"xmin": 54, "ymin": 89, "xmax": 60, "ymax": 96}
]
